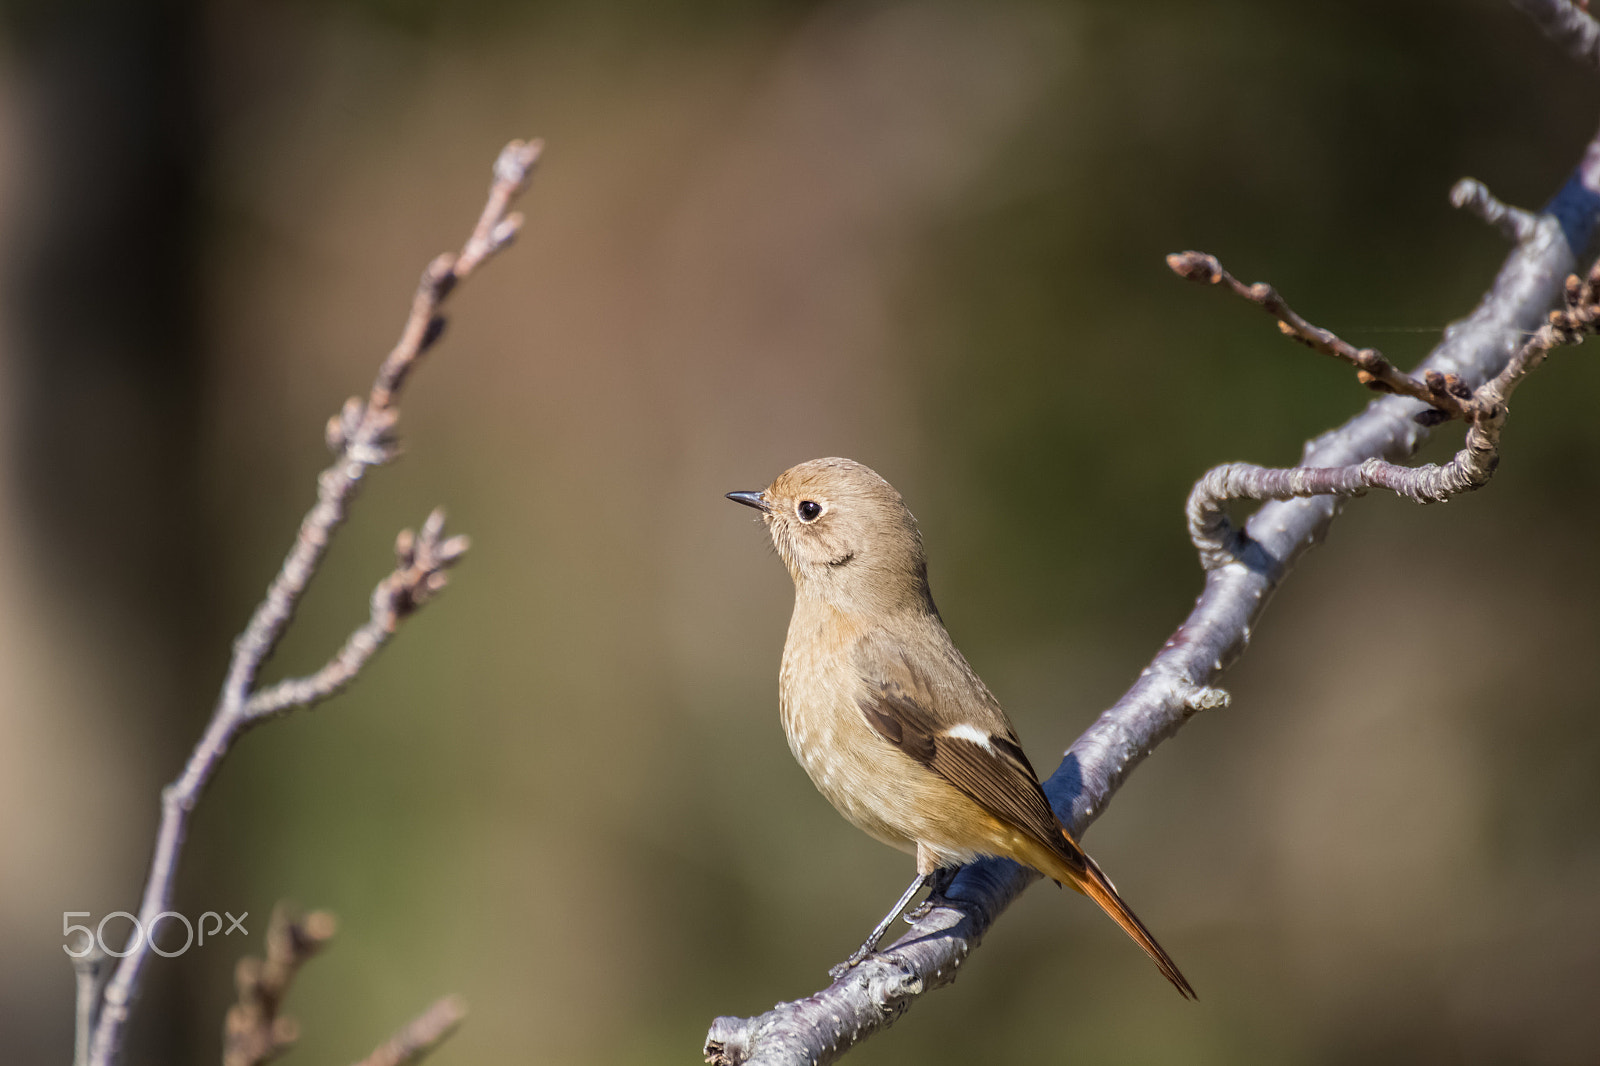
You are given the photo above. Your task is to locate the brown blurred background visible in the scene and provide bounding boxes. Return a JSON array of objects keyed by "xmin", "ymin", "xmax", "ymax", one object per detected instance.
[{"xmin": 3, "ymin": 0, "xmax": 1600, "ymax": 1062}]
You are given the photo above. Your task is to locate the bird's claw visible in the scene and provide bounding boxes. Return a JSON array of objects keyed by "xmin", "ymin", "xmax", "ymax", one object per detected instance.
[{"xmin": 828, "ymin": 944, "xmax": 876, "ymax": 981}]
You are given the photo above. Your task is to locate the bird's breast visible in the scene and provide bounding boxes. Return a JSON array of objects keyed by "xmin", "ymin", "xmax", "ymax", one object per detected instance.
[{"xmin": 778, "ymin": 609, "xmax": 945, "ymax": 856}]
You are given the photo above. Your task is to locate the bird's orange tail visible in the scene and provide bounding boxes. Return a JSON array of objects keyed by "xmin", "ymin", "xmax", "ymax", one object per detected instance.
[
  {"xmin": 1073, "ymin": 854, "xmax": 1196, "ymax": 999},
  {"xmin": 1018, "ymin": 833, "xmax": 1196, "ymax": 999}
]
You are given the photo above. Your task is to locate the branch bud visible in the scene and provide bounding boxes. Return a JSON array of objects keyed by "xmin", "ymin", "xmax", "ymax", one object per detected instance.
[
  {"xmin": 324, "ymin": 413, "xmax": 345, "ymax": 452},
  {"xmin": 1165, "ymin": 251, "xmax": 1219, "ymax": 282},
  {"xmin": 436, "ymin": 534, "xmax": 471, "ymax": 565},
  {"xmin": 420, "ymin": 508, "xmax": 447, "ymax": 545}
]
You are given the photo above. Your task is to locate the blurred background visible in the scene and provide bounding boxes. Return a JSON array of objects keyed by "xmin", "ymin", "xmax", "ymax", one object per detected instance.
[{"xmin": 2, "ymin": 0, "xmax": 1599, "ymax": 1062}]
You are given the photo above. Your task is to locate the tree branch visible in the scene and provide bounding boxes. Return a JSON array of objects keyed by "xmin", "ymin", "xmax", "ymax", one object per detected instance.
[
  {"xmin": 1164, "ymin": 250, "xmax": 1470, "ymax": 421},
  {"xmin": 84, "ymin": 138, "xmax": 542, "ymax": 1066},
  {"xmin": 1180, "ymin": 248, "xmax": 1600, "ymax": 568},
  {"xmin": 702, "ymin": 127, "xmax": 1600, "ymax": 1066},
  {"xmin": 1452, "ymin": 176, "xmax": 1542, "ymax": 243},
  {"xmin": 1510, "ymin": 0, "xmax": 1600, "ymax": 71},
  {"xmin": 71, "ymin": 941, "xmax": 106, "ymax": 1066},
  {"xmin": 223, "ymin": 905, "xmax": 336, "ymax": 1066},
  {"xmin": 244, "ymin": 511, "xmax": 469, "ymax": 720},
  {"xmin": 353, "ymin": 996, "xmax": 469, "ymax": 1066},
  {"xmin": 220, "ymin": 906, "xmax": 466, "ymax": 1066}
]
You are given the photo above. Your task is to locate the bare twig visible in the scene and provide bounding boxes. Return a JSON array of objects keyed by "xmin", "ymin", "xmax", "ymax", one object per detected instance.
[
  {"xmin": 702, "ymin": 119, "xmax": 1600, "ymax": 1066},
  {"xmin": 353, "ymin": 995, "xmax": 469, "ymax": 1066},
  {"xmin": 245, "ymin": 511, "xmax": 469, "ymax": 719},
  {"xmin": 1510, "ymin": 0, "xmax": 1600, "ymax": 70},
  {"xmin": 222, "ymin": 906, "xmax": 464, "ymax": 1066},
  {"xmin": 72, "ymin": 941, "xmax": 106, "ymax": 1066},
  {"xmin": 85, "ymin": 138, "xmax": 542, "ymax": 1066},
  {"xmin": 1482, "ymin": 252, "xmax": 1600, "ymax": 404},
  {"xmin": 1181, "ymin": 252, "xmax": 1600, "ymax": 568},
  {"xmin": 1452, "ymin": 177, "xmax": 1541, "ymax": 243},
  {"xmin": 1164, "ymin": 250, "xmax": 1471, "ymax": 420},
  {"xmin": 223, "ymin": 906, "xmax": 336, "ymax": 1066}
]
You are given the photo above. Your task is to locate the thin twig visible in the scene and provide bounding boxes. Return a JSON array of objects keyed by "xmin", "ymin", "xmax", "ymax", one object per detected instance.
[
  {"xmin": 1509, "ymin": 0, "xmax": 1600, "ymax": 71},
  {"xmin": 72, "ymin": 941, "xmax": 106, "ymax": 1066},
  {"xmin": 352, "ymin": 996, "xmax": 469, "ymax": 1066},
  {"xmin": 245, "ymin": 511, "xmax": 469, "ymax": 719},
  {"xmin": 1482, "ymin": 254, "xmax": 1600, "ymax": 406},
  {"xmin": 1182, "ymin": 252, "xmax": 1600, "ymax": 568},
  {"xmin": 85, "ymin": 138, "xmax": 542, "ymax": 1066},
  {"xmin": 1165, "ymin": 250, "xmax": 1471, "ymax": 420},
  {"xmin": 702, "ymin": 124, "xmax": 1600, "ymax": 1066},
  {"xmin": 1452, "ymin": 177, "xmax": 1541, "ymax": 243},
  {"xmin": 223, "ymin": 906, "xmax": 337, "ymax": 1066}
]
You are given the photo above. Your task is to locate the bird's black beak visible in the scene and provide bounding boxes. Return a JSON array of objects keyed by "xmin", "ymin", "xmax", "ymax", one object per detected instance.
[{"xmin": 726, "ymin": 490, "xmax": 768, "ymax": 512}]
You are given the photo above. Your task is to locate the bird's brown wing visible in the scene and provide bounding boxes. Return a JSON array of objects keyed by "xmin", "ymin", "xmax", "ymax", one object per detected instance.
[
  {"xmin": 852, "ymin": 629, "xmax": 1197, "ymax": 999},
  {"xmin": 851, "ymin": 632, "xmax": 1089, "ymax": 881}
]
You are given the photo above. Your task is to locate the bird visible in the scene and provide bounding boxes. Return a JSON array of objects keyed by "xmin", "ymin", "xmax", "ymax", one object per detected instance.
[{"xmin": 726, "ymin": 457, "xmax": 1193, "ymax": 997}]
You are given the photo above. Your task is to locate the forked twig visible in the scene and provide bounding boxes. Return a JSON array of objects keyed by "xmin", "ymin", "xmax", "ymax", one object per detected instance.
[
  {"xmin": 221, "ymin": 908, "xmax": 466, "ymax": 1066},
  {"xmin": 82, "ymin": 139, "xmax": 541, "ymax": 1066},
  {"xmin": 1176, "ymin": 249, "xmax": 1600, "ymax": 569},
  {"xmin": 223, "ymin": 906, "xmax": 336, "ymax": 1066},
  {"xmin": 244, "ymin": 511, "xmax": 469, "ymax": 719}
]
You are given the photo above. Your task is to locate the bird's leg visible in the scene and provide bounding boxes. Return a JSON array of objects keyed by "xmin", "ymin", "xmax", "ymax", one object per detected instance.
[
  {"xmin": 904, "ymin": 864, "xmax": 958, "ymax": 922},
  {"xmin": 828, "ymin": 872, "xmax": 931, "ymax": 980}
]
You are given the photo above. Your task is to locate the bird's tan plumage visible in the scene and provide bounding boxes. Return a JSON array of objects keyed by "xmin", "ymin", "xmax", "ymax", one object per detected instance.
[{"xmin": 731, "ymin": 457, "xmax": 1194, "ymax": 998}]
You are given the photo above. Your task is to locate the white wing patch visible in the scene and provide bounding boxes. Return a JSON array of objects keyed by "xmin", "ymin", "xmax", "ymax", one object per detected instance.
[{"xmin": 942, "ymin": 722, "xmax": 996, "ymax": 753}]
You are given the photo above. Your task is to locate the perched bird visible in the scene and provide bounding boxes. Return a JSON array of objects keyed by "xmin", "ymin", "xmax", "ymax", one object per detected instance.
[{"xmin": 727, "ymin": 457, "xmax": 1193, "ymax": 997}]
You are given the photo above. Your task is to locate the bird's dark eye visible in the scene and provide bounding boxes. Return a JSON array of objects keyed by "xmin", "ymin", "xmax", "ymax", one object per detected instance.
[{"xmin": 797, "ymin": 500, "xmax": 823, "ymax": 522}]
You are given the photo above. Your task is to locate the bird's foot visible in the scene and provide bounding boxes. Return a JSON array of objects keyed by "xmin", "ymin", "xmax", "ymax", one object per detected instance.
[
  {"xmin": 827, "ymin": 938, "xmax": 880, "ymax": 981},
  {"xmin": 829, "ymin": 869, "xmax": 951, "ymax": 979}
]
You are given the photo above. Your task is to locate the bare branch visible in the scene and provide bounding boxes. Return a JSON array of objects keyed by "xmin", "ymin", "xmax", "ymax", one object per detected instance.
[
  {"xmin": 219, "ymin": 905, "xmax": 463, "ymax": 1066},
  {"xmin": 1482, "ymin": 254, "xmax": 1600, "ymax": 406},
  {"xmin": 1509, "ymin": 0, "xmax": 1600, "ymax": 71},
  {"xmin": 85, "ymin": 138, "xmax": 541, "ymax": 1066},
  {"xmin": 245, "ymin": 512, "xmax": 469, "ymax": 720},
  {"xmin": 353, "ymin": 996, "xmax": 469, "ymax": 1066},
  {"xmin": 1165, "ymin": 250, "xmax": 1470, "ymax": 420},
  {"xmin": 703, "ymin": 126, "xmax": 1600, "ymax": 1066},
  {"xmin": 1184, "ymin": 252, "xmax": 1600, "ymax": 568},
  {"xmin": 370, "ymin": 139, "xmax": 540, "ymax": 409},
  {"xmin": 72, "ymin": 941, "xmax": 106, "ymax": 1066},
  {"xmin": 1185, "ymin": 451, "xmax": 1500, "ymax": 569},
  {"xmin": 1452, "ymin": 177, "xmax": 1541, "ymax": 243},
  {"xmin": 223, "ymin": 906, "xmax": 336, "ymax": 1066}
]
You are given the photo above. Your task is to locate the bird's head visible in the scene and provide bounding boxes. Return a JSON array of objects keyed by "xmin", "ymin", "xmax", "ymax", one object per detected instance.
[{"xmin": 727, "ymin": 457, "xmax": 933, "ymax": 614}]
